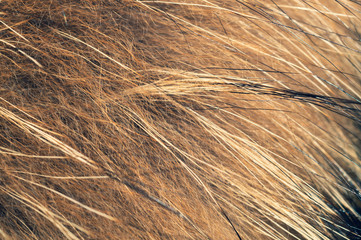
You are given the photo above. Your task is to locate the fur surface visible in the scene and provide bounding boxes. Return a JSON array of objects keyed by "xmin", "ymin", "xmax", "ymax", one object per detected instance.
[{"xmin": 0, "ymin": 0, "xmax": 361, "ymax": 239}]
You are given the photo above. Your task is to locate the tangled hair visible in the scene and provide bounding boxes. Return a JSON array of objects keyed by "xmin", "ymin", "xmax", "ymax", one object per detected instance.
[{"xmin": 1, "ymin": 0, "xmax": 361, "ymax": 239}]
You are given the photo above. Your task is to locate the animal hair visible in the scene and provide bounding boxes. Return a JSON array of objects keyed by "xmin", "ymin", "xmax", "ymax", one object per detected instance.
[{"xmin": 0, "ymin": 0, "xmax": 361, "ymax": 239}]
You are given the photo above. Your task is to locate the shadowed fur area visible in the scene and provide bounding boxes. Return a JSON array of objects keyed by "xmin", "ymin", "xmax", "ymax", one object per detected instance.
[{"xmin": 1, "ymin": 0, "xmax": 361, "ymax": 239}]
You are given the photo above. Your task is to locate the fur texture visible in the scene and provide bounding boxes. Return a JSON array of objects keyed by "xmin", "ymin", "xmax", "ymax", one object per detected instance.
[{"xmin": 0, "ymin": 0, "xmax": 361, "ymax": 239}]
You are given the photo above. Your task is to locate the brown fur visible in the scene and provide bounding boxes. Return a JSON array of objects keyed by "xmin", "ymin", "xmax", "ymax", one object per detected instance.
[{"xmin": 0, "ymin": 0, "xmax": 361, "ymax": 239}]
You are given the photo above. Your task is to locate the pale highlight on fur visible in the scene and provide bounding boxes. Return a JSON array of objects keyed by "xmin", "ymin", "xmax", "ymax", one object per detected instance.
[{"xmin": 0, "ymin": 0, "xmax": 361, "ymax": 239}]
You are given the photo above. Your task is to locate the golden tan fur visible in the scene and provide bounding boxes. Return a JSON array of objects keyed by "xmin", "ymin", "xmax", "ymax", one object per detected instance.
[{"xmin": 0, "ymin": 0, "xmax": 361, "ymax": 239}]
